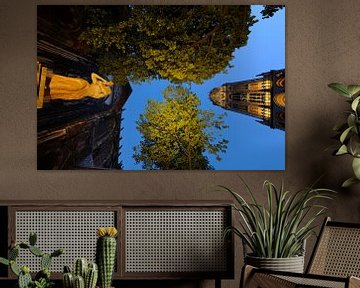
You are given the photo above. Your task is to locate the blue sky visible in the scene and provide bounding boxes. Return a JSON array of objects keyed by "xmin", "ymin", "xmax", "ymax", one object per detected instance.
[{"xmin": 121, "ymin": 5, "xmax": 285, "ymax": 170}]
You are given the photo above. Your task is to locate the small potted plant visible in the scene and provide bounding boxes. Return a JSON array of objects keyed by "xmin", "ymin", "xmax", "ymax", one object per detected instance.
[
  {"xmin": 96, "ymin": 227, "xmax": 118, "ymax": 288},
  {"xmin": 0, "ymin": 232, "xmax": 63, "ymax": 288},
  {"xmin": 62, "ymin": 258, "xmax": 98, "ymax": 288},
  {"xmin": 221, "ymin": 179, "xmax": 335, "ymax": 273},
  {"xmin": 328, "ymin": 83, "xmax": 360, "ymax": 187}
]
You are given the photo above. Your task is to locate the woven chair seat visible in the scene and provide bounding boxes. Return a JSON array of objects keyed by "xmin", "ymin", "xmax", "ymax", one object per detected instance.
[{"xmin": 241, "ymin": 218, "xmax": 360, "ymax": 288}]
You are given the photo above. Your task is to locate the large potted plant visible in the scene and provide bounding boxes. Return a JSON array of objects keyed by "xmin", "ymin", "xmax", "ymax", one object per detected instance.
[
  {"xmin": 221, "ymin": 179, "xmax": 335, "ymax": 273},
  {"xmin": 328, "ymin": 83, "xmax": 360, "ymax": 187}
]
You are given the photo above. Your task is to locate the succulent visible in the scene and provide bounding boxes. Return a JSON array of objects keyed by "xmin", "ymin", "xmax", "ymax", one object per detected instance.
[
  {"xmin": 74, "ymin": 258, "xmax": 88, "ymax": 280},
  {"xmin": 63, "ymin": 259, "xmax": 98, "ymax": 288},
  {"xmin": 33, "ymin": 277, "xmax": 54, "ymax": 288},
  {"xmin": 19, "ymin": 268, "xmax": 32, "ymax": 288},
  {"xmin": 85, "ymin": 262, "xmax": 98, "ymax": 288},
  {"xmin": 74, "ymin": 275, "xmax": 85, "ymax": 288},
  {"xmin": 96, "ymin": 227, "xmax": 118, "ymax": 288},
  {"xmin": 62, "ymin": 267, "xmax": 74, "ymax": 288},
  {"xmin": 0, "ymin": 232, "xmax": 63, "ymax": 288}
]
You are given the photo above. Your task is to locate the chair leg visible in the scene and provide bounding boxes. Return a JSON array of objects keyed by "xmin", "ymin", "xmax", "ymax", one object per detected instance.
[
  {"xmin": 215, "ymin": 278, "xmax": 221, "ymax": 288},
  {"xmin": 349, "ymin": 276, "xmax": 360, "ymax": 288},
  {"xmin": 240, "ymin": 265, "xmax": 255, "ymax": 288},
  {"xmin": 240, "ymin": 265, "xmax": 296, "ymax": 288}
]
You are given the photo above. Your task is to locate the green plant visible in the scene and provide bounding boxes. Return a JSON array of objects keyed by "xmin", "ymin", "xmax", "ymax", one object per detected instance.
[
  {"xmin": 96, "ymin": 227, "xmax": 118, "ymax": 288},
  {"xmin": 328, "ymin": 83, "xmax": 360, "ymax": 187},
  {"xmin": 221, "ymin": 179, "xmax": 335, "ymax": 258},
  {"xmin": 0, "ymin": 232, "xmax": 63, "ymax": 288},
  {"xmin": 62, "ymin": 258, "xmax": 98, "ymax": 288},
  {"xmin": 32, "ymin": 278, "xmax": 54, "ymax": 288}
]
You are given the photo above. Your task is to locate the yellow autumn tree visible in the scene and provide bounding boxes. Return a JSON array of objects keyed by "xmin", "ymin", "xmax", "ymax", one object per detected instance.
[{"xmin": 133, "ymin": 86, "xmax": 229, "ymax": 170}]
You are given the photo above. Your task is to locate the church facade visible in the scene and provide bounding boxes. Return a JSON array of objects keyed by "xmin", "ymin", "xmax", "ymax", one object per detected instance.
[{"xmin": 209, "ymin": 69, "xmax": 285, "ymax": 130}]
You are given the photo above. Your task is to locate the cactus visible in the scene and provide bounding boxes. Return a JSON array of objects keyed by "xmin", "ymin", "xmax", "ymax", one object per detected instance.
[
  {"xmin": 19, "ymin": 243, "xmax": 30, "ymax": 249},
  {"xmin": 9, "ymin": 246, "xmax": 19, "ymax": 260},
  {"xmin": 0, "ymin": 257, "xmax": 9, "ymax": 266},
  {"xmin": 10, "ymin": 260, "xmax": 21, "ymax": 276},
  {"xmin": 64, "ymin": 265, "xmax": 72, "ymax": 273},
  {"xmin": 51, "ymin": 248, "xmax": 64, "ymax": 258},
  {"xmin": 41, "ymin": 253, "xmax": 52, "ymax": 270},
  {"xmin": 63, "ymin": 259, "xmax": 98, "ymax": 288},
  {"xmin": 0, "ymin": 232, "xmax": 63, "ymax": 288},
  {"xmin": 85, "ymin": 262, "xmax": 98, "ymax": 288},
  {"xmin": 63, "ymin": 272, "xmax": 74, "ymax": 288},
  {"xmin": 18, "ymin": 269, "xmax": 32, "ymax": 288},
  {"xmin": 29, "ymin": 245, "xmax": 44, "ymax": 257},
  {"xmin": 74, "ymin": 258, "xmax": 88, "ymax": 279},
  {"xmin": 35, "ymin": 268, "xmax": 51, "ymax": 282},
  {"xmin": 74, "ymin": 275, "xmax": 85, "ymax": 288},
  {"xmin": 29, "ymin": 232, "xmax": 37, "ymax": 246},
  {"xmin": 96, "ymin": 227, "xmax": 118, "ymax": 288}
]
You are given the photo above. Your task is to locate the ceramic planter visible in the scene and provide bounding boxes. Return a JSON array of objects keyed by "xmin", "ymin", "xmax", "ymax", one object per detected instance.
[{"xmin": 245, "ymin": 254, "xmax": 305, "ymax": 273}]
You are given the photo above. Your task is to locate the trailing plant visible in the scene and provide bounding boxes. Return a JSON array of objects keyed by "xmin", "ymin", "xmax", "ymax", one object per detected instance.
[
  {"xmin": 328, "ymin": 83, "xmax": 360, "ymax": 187},
  {"xmin": 221, "ymin": 179, "xmax": 335, "ymax": 258},
  {"xmin": 0, "ymin": 232, "xmax": 63, "ymax": 288},
  {"xmin": 96, "ymin": 227, "xmax": 118, "ymax": 288},
  {"xmin": 62, "ymin": 258, "xmax": 98, "ymax": 288}
]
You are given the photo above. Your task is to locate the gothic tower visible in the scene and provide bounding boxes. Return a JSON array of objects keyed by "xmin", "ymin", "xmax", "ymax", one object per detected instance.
[{"xmin": 209, "ymin": 69, "xmax": 285, "ymax": 130}]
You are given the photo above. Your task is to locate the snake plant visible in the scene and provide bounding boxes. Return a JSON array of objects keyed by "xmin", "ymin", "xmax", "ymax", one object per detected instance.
[{"xmin": 221, "ymin": 179, "xmax": 335, "ymax": 258}]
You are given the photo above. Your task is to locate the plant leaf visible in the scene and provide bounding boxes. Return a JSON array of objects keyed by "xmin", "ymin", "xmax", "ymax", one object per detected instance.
[
  {"xmin": 347, "ymin": 114, "xmax": 356, "ymax": 128},
  {"xmin": 348, "ymin": 135, "xmax": 360, "ymax": 157},
  {"xmin": 336, "ymin": 145, "xmax": 348, "ymax": 155},
  {"xmin": 352, "ymin": 157, "xmax": 360, "ymax": 179},
  {"xmin": 340, "ymin": 126, "xmax": 353, "ymax": 143},
  {"xmin": 0, "ymin": 257, "xmax": 9, "ymax": 266},
  {"xmin": 342, "ymin": 177, "xmax": 360, "ymax": 188},
  {"xmin": 328, "ymin": 83, "xmax": 351, "ymax": 97},
  {"xmin": 347, "ymin": 85, "xmax": 360, "ymax": 97},
  {"xmin": 351, "ymin": 96, "xmax": 360, "ymax": 111}
]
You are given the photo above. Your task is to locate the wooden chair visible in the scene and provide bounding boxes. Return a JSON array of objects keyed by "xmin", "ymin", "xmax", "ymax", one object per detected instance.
[{"xmin": 241, "ymin": 217, "xmax": 360, "ymax": 288}]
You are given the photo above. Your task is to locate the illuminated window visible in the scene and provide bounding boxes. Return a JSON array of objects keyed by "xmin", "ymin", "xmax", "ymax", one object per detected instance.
[
  {"xmin": 248, "ymin": 80, "xmax": 272, "ymax": 91},
  {"xmin": 248, "ymin": 106, "xmax": 271, "ymax": 119}
]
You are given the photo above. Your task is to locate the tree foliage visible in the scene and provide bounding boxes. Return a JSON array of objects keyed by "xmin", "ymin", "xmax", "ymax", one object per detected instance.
[
  {"xmin": 133, "ymin": 86, "xmax": 229, "ymax": 170},
  {"xmin": 80, "ymin": 5, "xmax": 256, "ymax": 84},
  {"xmin": 260, "ymin": 5, "xmax": 284, "ymax": 19}
]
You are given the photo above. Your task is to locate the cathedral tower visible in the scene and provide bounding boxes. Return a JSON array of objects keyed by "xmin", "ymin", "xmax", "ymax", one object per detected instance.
[{"xmin": 209, "ymin": 69, "xmax": 285, "ymax": 130}]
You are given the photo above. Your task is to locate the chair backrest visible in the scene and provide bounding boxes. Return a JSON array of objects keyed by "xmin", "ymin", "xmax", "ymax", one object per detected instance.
[{"xmin": 307, "ymin": 217, "xmax": 360, "ymax": 278}]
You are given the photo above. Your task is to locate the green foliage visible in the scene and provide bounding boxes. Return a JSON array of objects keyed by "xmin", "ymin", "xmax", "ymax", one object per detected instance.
[
  {"xmin": 80, "ymin": 5, "xmax": 256, "ymax": 84},
  {"xmin": 0, "ymin": 232, "xmax": 63, "ymax": 288},
  {"xmin": 260, "ymin": 5, "xmax": 284, "ymax": 19},
  {"xmin": 328, "ymin": 83, "xmax": 360, "ymax": 187},
  {"xmin": 32, "ymin": 278, "xmax": 54, "ymax": 288},
  {"xmin": 133, "ymin": 85, "xmax": 229, "ymax": 170},
  {"xmin": 221, "ymin": 178, "xmax": 335, "ymax": 258}
]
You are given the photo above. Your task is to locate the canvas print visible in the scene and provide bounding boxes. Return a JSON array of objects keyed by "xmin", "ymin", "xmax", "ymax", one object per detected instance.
[{"xmin": 37, "ymin": 5, "xmax": 285, "ymax": 170}]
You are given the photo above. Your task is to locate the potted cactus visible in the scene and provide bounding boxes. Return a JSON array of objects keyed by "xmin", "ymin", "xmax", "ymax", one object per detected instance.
[
  {"xmin": 0, "ymin": 232, "xmax": 63, "ymax": 288},
  {"xmin": 62, "ymin": 258, "xmax": 98, "ymax": 288},
  {"xmin": 96, "ymin": 227, "xmax": 118, "ymax": 288}
]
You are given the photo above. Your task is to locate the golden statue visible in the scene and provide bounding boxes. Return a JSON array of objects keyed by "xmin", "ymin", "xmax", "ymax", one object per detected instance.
[{"xmin": 48, "ymin": 73, "xmax": 114, "ymax": 101}]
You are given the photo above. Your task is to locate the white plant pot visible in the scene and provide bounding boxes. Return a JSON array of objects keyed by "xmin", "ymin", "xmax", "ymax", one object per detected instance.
[{"xmin": 245, "ymin": 254, "xmax": 305, "ymax": 273}]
